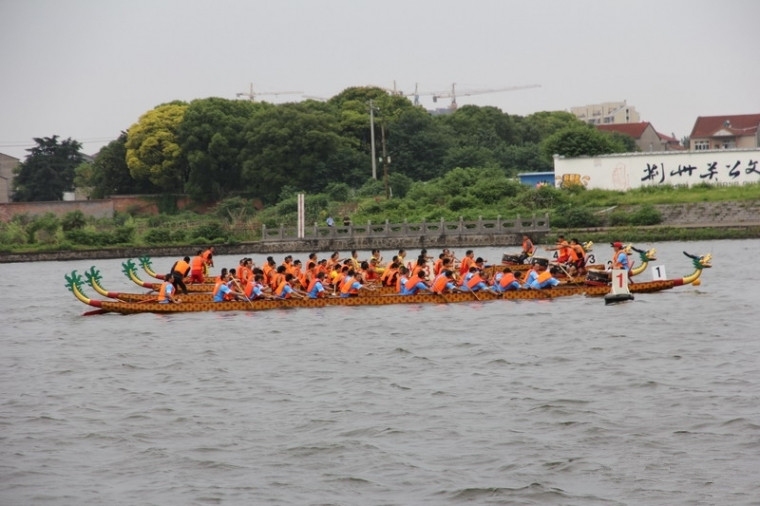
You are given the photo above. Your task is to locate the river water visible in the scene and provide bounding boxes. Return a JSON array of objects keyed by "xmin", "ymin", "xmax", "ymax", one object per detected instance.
[{"xmin": 1, "ymin": 239, "xmax": 758, "ymax": 505}]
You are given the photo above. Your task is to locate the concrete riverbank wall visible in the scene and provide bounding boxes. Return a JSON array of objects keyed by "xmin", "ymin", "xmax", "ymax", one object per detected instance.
[{"xmin": 0, "ymin": 215, "xmax": 550, "ymax": 263}]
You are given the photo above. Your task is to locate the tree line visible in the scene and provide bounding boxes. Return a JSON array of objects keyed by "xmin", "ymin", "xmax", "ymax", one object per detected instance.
[{"xmin": 12, "ymin": 86, "xmax": 637, "ymax": 205}]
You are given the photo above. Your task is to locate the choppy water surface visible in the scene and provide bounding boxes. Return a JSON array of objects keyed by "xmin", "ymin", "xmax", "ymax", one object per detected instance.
[{"xmin": 1, "ymin": 240, "xmax": 758, "ymax": 505}]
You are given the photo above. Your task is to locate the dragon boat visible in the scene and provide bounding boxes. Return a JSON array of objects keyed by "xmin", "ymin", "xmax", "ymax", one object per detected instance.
[
  {"xmin": 66, "ymin": 252, "xmax": 710, "ymax": 315},
  {"xmin": 123, "ymin": 259, "xmax": 586, "ymax": 299}
]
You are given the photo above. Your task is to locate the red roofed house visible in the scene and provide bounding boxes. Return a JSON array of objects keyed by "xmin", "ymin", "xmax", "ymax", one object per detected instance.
[
  {"xmin": 689, "ymin": 114, "xmax": 760, "ymax": 151},
  {"xmin": 596, "ymin": 122, "xmax": 682, "ymax": 152}
]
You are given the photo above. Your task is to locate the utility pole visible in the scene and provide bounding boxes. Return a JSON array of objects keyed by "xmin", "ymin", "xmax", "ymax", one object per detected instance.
[
  {"xmin": 381, "ymin": 121, "xmax": 390, "ymax": 199},
  {"xmin": 369, "ymin": 100, "xmax": 377, "ymax": 180}
]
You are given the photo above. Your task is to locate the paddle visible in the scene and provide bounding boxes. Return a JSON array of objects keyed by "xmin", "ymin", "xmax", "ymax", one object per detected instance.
[
  {"xmin": 435, "ymin": 291, "xmax": 450, "ymax": 304},
  {"xmin": 231, "ymin": 278, "xmax": 254, "ymax": 307}
]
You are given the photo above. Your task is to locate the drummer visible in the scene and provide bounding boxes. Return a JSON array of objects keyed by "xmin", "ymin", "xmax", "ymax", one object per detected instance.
[{"xmin": 517, "ymin": 234, "xmax": 535, "ymax": 263}]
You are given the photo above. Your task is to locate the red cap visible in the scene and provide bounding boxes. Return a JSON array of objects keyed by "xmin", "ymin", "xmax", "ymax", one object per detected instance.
[{"xmin": 611, "ymin": 241, "xmax": 624, "ymax": 248}]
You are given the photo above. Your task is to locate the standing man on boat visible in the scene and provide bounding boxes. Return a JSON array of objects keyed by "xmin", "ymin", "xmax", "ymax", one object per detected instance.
[
  {"xmin": 169, "ymin": 256, "xmax": 191, "ymax": 295},
  {"xmin": 201, "ymin": 246, "xmax": 215, "ymax": 275},
  {"xmin": 189, "ymin": 250, "xmax": 205, "ymax": 284}
]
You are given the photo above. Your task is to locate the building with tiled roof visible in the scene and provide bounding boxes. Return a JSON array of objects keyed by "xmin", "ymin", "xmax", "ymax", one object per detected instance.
[
  {"xmin": 0, "ymin": 152, "xmax": 19, "ymax": 203},
  {"xmin": 596, "ymin": 122, "xmax": 683, "ymax": 152},
  {"xmin": 689, "ymin": 114, "xmax": 760, "ymax": 151}
]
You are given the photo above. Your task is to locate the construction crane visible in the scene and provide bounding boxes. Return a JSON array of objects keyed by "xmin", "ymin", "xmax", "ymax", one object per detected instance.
[
  {"xmin": 235, "ymin": 83, "xmax": 303, "ymax": 102},
  {"xmin": 428, "ymin": 83, "xmax": 541, "ymax": 111}
]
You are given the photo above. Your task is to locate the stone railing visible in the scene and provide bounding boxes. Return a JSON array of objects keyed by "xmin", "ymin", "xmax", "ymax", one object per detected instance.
[{"xmin": 260, "ymin": 214, "xmax": 549, "ymax": 246}]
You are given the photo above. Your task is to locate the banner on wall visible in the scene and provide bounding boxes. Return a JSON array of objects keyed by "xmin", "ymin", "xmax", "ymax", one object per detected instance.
[{"xmin": 553, "ymin": 149, "xmax": 760, "ymax": 191}]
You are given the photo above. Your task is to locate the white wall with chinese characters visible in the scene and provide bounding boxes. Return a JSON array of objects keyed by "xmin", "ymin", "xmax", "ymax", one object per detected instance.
[{"xmin": 553, "ymin": 149, "xmax": 760, "ymax": 190}]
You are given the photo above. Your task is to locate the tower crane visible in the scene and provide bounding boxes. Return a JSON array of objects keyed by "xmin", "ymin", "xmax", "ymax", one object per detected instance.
[
  {"xmin": 235, "ymin": 83, "xmax": 303, "ymax": 102},
  {"xmin": 428, "ymin": 83, "xmax": 541, "ymax": 111}
]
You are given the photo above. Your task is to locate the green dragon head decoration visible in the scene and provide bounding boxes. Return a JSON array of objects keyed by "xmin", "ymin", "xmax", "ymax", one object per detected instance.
[
  {"xmin": 64, "ymin": 270, "xmax": 85, "ymax": 293},
  {"xmin": 84, "ymin": 266, "xmax": 102, "ymax": 287},
  {"xmin": 683, "ymin": 251, "xmax": 712, "ymax": 269},
  {"xmin": 121, "ymin": 259, "xmax": 137, "ymax": 278}
]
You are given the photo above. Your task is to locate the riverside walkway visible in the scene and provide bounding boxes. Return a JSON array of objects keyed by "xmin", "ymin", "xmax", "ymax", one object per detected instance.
[{"xmin": 255, "ymin": 215, "xmax": 550, "ymax": 253}]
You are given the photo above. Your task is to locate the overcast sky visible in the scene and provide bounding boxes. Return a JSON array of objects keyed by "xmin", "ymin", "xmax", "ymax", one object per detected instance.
[{"xmin": 1, "ymin": 0, "xmax": 758, "ymax": 160}]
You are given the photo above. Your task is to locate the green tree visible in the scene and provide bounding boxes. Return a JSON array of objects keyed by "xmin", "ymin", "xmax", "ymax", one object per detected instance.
[
  {"xmin": 126, "ymin": 101, "xmax": 189, "ymax": 192},
  {"xmin": 388, "ymin": 107, "xmax": 453, "ymax": 181},
  {"xmin": 496, "ymin": 143, "xmax": 552, "ymax": 175},
  {"xmin": 179, "ymin": 97, "xmax": 261, "ymax": 202},
  {"xmin": 441, "ymin": 105, "xmax": 520, "ymax": 148},
  {"xmin": 541, "ymin": 125, "xmax": 627, "ymax": 159},
  {"xmin": 240, "ymin": 101, "xmax": 362, "ymax": 204},
  {"xmin": 516, "ymin": 111, "xmax": 584, "ymax": 144},
  {"xmin": 12, "ymin": 136, "xmax": 84, "ymax": 201},
  {"xmin": 75, "ymin": 133, "xmax": 158, "ymax": 198},
  {"xmin": 602, "ymin": 131, "xmax": 639, "ymax": 152}
]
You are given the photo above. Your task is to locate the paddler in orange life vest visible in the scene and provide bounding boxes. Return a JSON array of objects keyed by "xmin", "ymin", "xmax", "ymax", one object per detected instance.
[
  {"xmin": 567, "ymin": 238, "xmax": 587, "ymax": 276},
  {"xmin": 244, "ymin": 274, "xmax": 274, "ymax": 300},
  {"xmin": 212, "ymin": 270, "xmax": 245, "ymax": 302},
  {"xmin": 458, "ymin": 250, "xmax": 475, "ymax": 278},
  {"xmin": 431, "ymin": 269, "xmax": 459, "ymax": 294},
  {"xmin": 158, "ymin": 274, "xmax": 181, "ymax": 304},
  {"xmin": 403, "ymin": 269, "xmax": 432, "ymax": 295},
  {"xmin": 189, "ymin": 250, "xmax": 206, "ymax": 284},
  {"xmin": 275, "ymin": 273, "xmax": 306, "ymax": 299},
  {"xmin": 528, "ymin": 263, "xmax": 561, "ymax": 289},
  {"xmin": 461, "ymin": 265, "xmax": 491, "ymax": 293},
  {"xmin": 169, "ymin": 256, "xmax": 191, "ymax": 295},
  {"xmin": 306, "ymin": 272, "xmax": 328, "ymax": 299},
  {"xmin": 339, "ymin": 269, "xmax": 364, "ymax": 297},
  {"xmin": 544, "ymin": 235, "xmax": 571, "ymax": 264}
]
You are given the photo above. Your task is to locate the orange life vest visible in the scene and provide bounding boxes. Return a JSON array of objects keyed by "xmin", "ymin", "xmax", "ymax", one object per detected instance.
[
  {"xmin": 173, "ymin": 259, "xmax": 190, "ymax": 277},
  {"xmin": 158, "ymin": 280, "xmax": 173, "ymax": 302},
  {"xmin": 499, "ymin": 272, "xmax": 517, "ymax": 288},
  {"xmin": 466, "ymin": 272, "xmax": 485, "ymax": 290},
  {"xmin": 459, "ymin": 256, "xmax": 473, "ymax": 277},
  {"xmin": 431, "ymin": 274, "xmax": 449, "ymax": 293},
  {"xmin": 190, "ymin": 255, "xmax": 204, "ymax": 272},
  {"xmin": 306, "ymin": 278, "xmax": 325, "ymax": 297},
  {"xmin": 340, "ymin": 276, "xmax": 359, "ymax": 295},
  {"xmin": 275, "ymin": 280, "xmax": 290, "ymax": 298}
]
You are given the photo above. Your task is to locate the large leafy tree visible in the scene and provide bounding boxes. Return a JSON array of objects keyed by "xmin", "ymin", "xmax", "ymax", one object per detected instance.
[
  {"xmin": 75, "ymin": 133, "xmax": 159, "ymax": 198},
  {"xmin": 496, "ymin": 143, "xmax": 552, "ymax": 175},
  {"xmin": 384, "ymin": 107, "xmax": 454, "ymax": 181},
  {"xmin": 516, "ymin": 111, "xmax": 585, "ymax": 144},
  {"xmin": 541, "ymin": 125, "xmax": 629, "ymax": 158},
  {"xmin": 178, "ymin": 97, "xmax": 261, "ymax": 202},
  {"xmin": 126, "ymin": 101, "xmax": 188, "ymax": 192},
  {"xmin": 12, "ymin": 136, "xmax": 84, "ymax": 201},
  {"xmin": 240, "ymin": 101, "xmax": 362, "ymax": 204},
  {"xmin": 440, "ymin": 105, "xmax": 520, "ymax": 148}
]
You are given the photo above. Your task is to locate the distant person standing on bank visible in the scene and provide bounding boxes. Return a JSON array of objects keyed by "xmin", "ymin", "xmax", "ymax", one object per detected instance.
[{"xmin": 326, "ymin": 216, "xmax": 335, "ymax": 227}]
